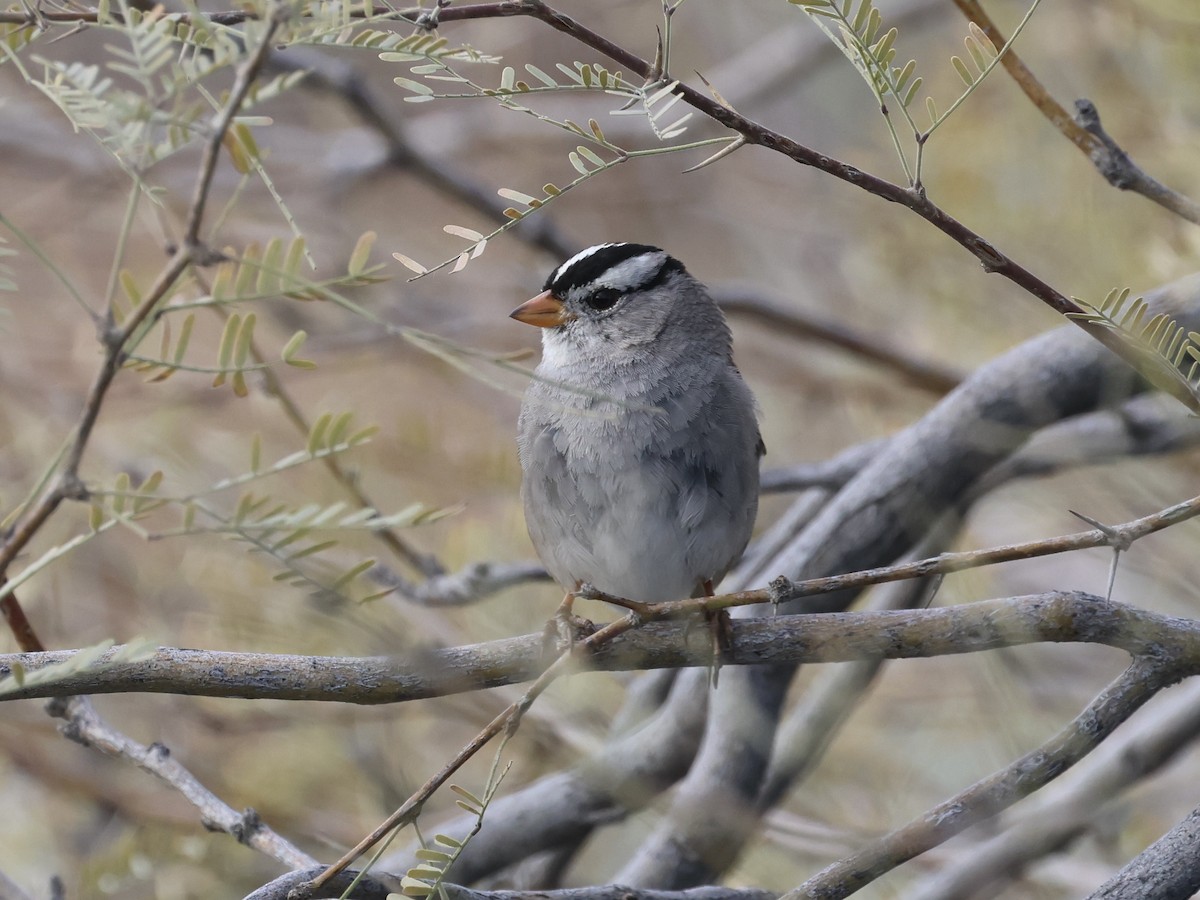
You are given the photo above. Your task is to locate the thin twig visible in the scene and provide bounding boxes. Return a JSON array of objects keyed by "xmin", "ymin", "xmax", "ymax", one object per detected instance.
[
  {"xmin": 308, "ymin": 611, "xmax": 646, "ymax": 889},
  {"xmin": 430, "ymin": 1, "xmax": 1200, "ymax": 412},
  {"xmin": 0, "ymin": 6, "xmax": 283, "ymax": 639},
  {"xmin": 47, "ymin": 696, "xmax": 316, "ymax": 869},
  {"xmin": 208, "ymin": 299, "xmax": 442, "ymax": 578},
  {"xmin": 3, "ymin": 3, "xmax": 1196, "ymax": 406}
]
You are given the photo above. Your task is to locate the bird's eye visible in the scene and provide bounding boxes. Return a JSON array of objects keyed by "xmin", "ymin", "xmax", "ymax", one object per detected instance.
[{"xmin": 583, "ymin": 288, "xmax": 622, "ymax": 311}]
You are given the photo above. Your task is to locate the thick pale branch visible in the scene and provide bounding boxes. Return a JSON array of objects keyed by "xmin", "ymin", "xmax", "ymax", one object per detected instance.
[
  {"xmin": 619, "ymin": 274, "xmax": 1200, "ymax": 888},
  {"xmin": 438, "ymin": 887, "xmax": 777, "ymax": 900},
  {"xmin": 243, "ymin": 865, "xmax": 402, "ymax": 899},
  {"xmin": 7, "ymin": 593, "xmax": 1200, "ymax": 703}
]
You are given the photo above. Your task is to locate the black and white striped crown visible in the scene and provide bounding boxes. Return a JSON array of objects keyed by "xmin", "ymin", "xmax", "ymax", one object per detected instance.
[{"xmin": 544, "ymin": 243, "xmax": 685, "ymax": 298}]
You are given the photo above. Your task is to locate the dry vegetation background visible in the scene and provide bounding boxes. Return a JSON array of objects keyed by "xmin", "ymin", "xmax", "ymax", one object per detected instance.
[{"xmin": 3, "ymin": 0, "xmax": 1200, "ymax": 897}]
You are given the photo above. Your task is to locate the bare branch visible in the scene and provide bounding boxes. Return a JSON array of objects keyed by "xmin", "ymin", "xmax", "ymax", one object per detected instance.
[
  {"xmin": 951, "ymin": 0, "xmax": 1200, "ymax": 227},
  {"xmin": 411, "ymin": 2, "xmax": 1200, "ymax": 412},
  {"xmin": 7, "ymin": 593, "xmax": 1200, "ymax": 701},
  {"xmin": 788, "ymin": 657, "xmax": 1177, "ymax": 899},
  {"xmin": 619, "ymin": 274, "xmax": 1200, "ymax": 888},
  {"xmin": 1087, "ymin": 806, "xmax": 1200, "ymax": 900},
  {"xmin": 916, "ymin": 677, "xmax": 1200, "ymax": 899},
  {"xmin": 48, "ymin": 696, "xmax": 315, "ymax": 869},
  {"xmin": 713, "ymin": 287, "xmax": 963, "ymax": 395}
]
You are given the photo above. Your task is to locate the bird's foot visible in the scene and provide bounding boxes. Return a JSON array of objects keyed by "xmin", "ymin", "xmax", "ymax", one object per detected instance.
[{"xmin": 542, "ymin": 591, "xmax": 596, "ymax": 655}]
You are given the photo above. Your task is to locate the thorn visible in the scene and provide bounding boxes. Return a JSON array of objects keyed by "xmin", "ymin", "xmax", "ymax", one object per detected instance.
[
  {"xmin": 1105, "ymin": 549, "xmax": 1121, "ymax": 603},
  {"xmin": 696, "ymin": 70, "xmax": 736, "ymax": 112},
  {"xmin": 1069, "ymin": 509, "xmax": 1132, "ymax": 552},
  {"xmin": 681, "ymin": 136, "xmax": 745, "ymax": 174}
]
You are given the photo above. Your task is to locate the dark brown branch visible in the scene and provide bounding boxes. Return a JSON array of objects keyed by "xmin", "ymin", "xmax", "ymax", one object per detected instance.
[
  {"xmin": 2, "ymin": 5, "xmax": 1194, "ymax": 406},
  {"xmin": 713, "ymin": 287, "xmax": 963, "ymax": 395},
  {"xmin": 417, "ymin": 2, "xmax": 1200, "ymax": 412}
]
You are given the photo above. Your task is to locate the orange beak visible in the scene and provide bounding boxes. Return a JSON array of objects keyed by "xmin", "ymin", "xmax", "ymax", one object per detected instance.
[{"xmin": 510, "ymin": 290, "xmax": 573, "ymax": 328}]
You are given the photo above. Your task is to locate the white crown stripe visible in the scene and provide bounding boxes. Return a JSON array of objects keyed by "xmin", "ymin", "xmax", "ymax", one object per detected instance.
[{"xmin": 552, "ymin": 242, "xmax": 618, "ymax": 284}]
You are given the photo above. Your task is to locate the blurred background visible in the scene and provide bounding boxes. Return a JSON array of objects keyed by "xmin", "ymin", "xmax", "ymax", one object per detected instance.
[{"xmin": 3, "ymin": 0, "xmax": 1200, "ymax": 896}]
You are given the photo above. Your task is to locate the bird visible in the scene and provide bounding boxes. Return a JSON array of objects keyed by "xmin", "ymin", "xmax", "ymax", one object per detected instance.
[{"xmin": 510, "ymin": 242, "xmax": 763, "ymax": 644}]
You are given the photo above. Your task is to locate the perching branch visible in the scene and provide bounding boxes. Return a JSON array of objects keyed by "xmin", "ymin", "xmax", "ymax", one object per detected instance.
[{"xmin": 7, "ymin": 593, "xmax": 1200, "ymax": 702}]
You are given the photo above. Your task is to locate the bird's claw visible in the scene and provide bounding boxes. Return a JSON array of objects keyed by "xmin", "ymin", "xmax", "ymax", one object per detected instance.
[{"xmin": 542, "ymin": 602, "xmax": 596, "ymax": 655}]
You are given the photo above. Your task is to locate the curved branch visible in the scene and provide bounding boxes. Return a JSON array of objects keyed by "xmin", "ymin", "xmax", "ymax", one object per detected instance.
[
  {"xmin": 426, "ymin": 1, "xmax": 1200, "ymax": 412},
  {"xmin": 951, "ymin": 0, "xmax": 1200, "ymax": 226},
  {"xmin": 620, "ymin": 275, "xmax": 1200, "ymax": 887}
]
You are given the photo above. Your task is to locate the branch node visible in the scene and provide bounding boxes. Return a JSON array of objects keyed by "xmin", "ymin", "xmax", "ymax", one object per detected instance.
[
  {"xmin": 226, "ymin": 807, "xmax": 264, "ymax": 842},
  {"xmin": 768, "ymin": 575, "xmax": 793, "ymax": 608},
  {"xmin": 967, "ymin": 236, "xmax": 1007, "ymax": 273},
  {"xmin": 57, "ymin": 473, "xmax": 89, "ymax": 502},
  {"xmin": 1069, "ymin": 509, "xmax": 1132, "ymax": 552},
  {"xmin": 1073, "ymin": 98, "xmax": 1138, "ymax": 190},
  {"xmin": 412, "ymin": 0, "xmax": 449, "ymax": 31}
]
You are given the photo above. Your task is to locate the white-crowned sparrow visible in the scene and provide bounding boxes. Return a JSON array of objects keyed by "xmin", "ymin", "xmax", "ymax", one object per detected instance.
[{"xmin": 511, "ymin": 242, "xmax": 763, "ymax": 615}]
